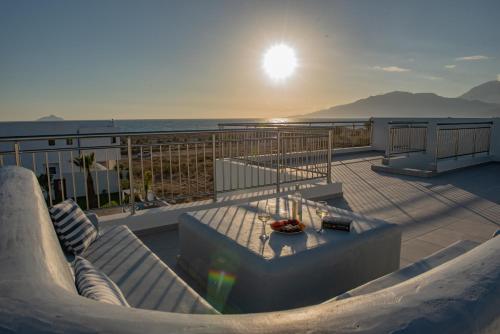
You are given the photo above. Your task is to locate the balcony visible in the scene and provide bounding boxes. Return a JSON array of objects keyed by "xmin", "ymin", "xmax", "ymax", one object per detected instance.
[{"xmin": 0, "ymin": 118, "xmax": 499, "ymax": 332}]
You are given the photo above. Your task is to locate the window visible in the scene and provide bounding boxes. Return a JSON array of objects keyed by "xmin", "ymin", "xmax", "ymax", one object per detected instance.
[
  {"xmin": 48, "ymin": 167, "xmax": 57, "ymax": 176},
  {"xmin": 111, "ymin": 137, "xmax": 117, "ymax": 144},
  {"xmin": 48, "ymin": 139, "xmax": 55, "ymax": 146},
  {"xmin": 66, "ymin": 138, "xmax": 73, "ymax": 145}
]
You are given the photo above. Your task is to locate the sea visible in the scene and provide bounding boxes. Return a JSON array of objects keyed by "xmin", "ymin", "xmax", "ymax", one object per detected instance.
[
  {"xmin": 115, "ymin": 118, "xmax": 267, "ymax": 132},
  {"xmin": 113, "ymin": 118, "xmax": 364, "ymax": 132}
]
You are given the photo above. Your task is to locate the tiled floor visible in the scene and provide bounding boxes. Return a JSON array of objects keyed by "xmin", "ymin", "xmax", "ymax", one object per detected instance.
[
  {"xmin": 327, "ymin": 152, "xmax": 500, "ymax": 266},
  {"xmin": 141, "ymin": 152, "xmax": 500, "ymax": 270}
]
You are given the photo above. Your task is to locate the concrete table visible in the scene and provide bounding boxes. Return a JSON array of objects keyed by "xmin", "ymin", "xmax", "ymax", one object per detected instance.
[{"xmin": 178, "ymin": 197, "xmax": 401, "ymax": 313}]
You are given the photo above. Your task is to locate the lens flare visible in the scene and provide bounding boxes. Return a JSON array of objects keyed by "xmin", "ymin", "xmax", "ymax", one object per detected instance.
[{"xmin": 262, "ymin": 43, "xmax": 298, "ymax": 81}]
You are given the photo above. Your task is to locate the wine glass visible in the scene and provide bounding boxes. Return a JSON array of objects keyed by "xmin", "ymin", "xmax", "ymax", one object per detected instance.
[
  {"xmin": 279, "ymin": 207, "xmax": 289, "ymax": 221},
  {"xmin": 258, "ymin": 205, "xmax": 271, "ymax": 242},
  {"xmin": 315, "ymin": 201, "xmax": 329, "ymax": 234}
]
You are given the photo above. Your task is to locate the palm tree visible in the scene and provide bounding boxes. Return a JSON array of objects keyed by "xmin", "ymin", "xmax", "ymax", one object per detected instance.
[
  {"xmin": 37, "ymin": 173, "xmax": 51, "ymax": 203},
  {"xmin": 73, "ymin": 152, "xmax": 97, "ymax": 208}
]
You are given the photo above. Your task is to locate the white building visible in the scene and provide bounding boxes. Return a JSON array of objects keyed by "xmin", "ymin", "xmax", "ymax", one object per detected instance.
[{"xmin": 0, "ymin": 120, "xmax": 123, "ymax": 205}]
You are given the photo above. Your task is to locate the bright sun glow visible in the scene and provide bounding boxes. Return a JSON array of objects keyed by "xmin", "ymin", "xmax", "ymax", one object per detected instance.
[{"xmin": 262, "ymin": 43, "xmax": 298, "ymax": 81}]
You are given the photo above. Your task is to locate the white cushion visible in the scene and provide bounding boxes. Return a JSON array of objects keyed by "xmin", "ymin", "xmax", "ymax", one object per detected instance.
[
  {"xmin": 49, "ymin": 199, "xmax": 98, "ymax": 255},
  {"xmin": 74, "ymin": 256, "xmax": 129, "ymax": 307}
]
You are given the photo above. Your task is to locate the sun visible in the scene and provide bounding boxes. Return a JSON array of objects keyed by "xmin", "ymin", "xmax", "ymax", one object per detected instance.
[{"xmin": 262, "ymin": 43, "xmax": 298, "ymax": 81}]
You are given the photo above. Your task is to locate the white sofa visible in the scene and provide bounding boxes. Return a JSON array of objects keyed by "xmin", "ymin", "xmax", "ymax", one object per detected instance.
[{"xmin": 0, "ymin": 166, "xmax": 499, "ymax": 333}]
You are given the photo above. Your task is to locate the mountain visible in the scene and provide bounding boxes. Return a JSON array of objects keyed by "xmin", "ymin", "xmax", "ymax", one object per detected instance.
[
  {"xmin": 37, "ymin": 115, "xmax": 64, "ymax": 121},
  {"xmin": 305, "ymin": 91, "xmax": 500, "ymax": 118},
  {"xmin": 459, "ymin": 80, "xmax": 500, "ymax": 104}
]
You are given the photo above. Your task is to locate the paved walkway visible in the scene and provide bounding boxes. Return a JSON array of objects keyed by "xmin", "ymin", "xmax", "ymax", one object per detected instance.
[{"xmin": 327, "ymin": 152, "xmax": 500, "ymax": 266}]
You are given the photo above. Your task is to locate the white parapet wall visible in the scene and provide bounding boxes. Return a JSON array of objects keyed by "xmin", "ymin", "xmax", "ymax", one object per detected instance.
[
  {"xmin": 101, "ymin": 180, "xmax": 342, "ymax": 233},
  {"xmin": 215, "ymin": 159, "xmax": 279, "ymax": 192},
  {"xmin": 491, "ymin": 117, "xmax": 500, "ymax": 162},
  {"xmin": 371, "ymin": 117, "xmax": 500, "ymax": 171}
]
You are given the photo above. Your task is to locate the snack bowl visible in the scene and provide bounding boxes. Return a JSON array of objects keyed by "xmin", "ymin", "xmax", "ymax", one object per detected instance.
[{"xmin": 270, "ymin": 219, "xmax": 306, "ymax": 234}]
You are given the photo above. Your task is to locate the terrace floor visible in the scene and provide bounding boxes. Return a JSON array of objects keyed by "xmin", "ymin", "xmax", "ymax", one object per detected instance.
[
  {"xmin": 328, "ymin": 152, "xmax": 500, "ymax": 266},
  {"xmin": 140, "ymin": 151, "xmax": 500, "ymax": 289}
]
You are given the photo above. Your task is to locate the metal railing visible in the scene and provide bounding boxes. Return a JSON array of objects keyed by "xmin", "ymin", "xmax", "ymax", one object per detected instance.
[
  {"xmin": 386, "ymin": 122, "xmax": 428, "ymax": 158},
  {"xmin": 219, "ymin": 120, "xmax": 372, "ymax": 148},
  {"xmin": 436, "ymin": 122, "xmax": 492, "ymax": 160},
  {"xmin": 0, "ymin": 127, "xmax": 336, "ymax": 214}
]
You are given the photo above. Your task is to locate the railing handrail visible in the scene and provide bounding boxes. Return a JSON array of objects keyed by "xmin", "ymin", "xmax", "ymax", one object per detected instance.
[
  {"xmin": 0, "ymin": 124, "xmax": 373, "ymax": 214},
  {"xmin": 218, "ymin": 120, "xmax": 371, "ymax": 127},
  {"xmin": 438, "ymin": 126, "xmax": 491, "ymax": 130},
  {"xmin": 436, "ymin": 121, "xmax": 493, "ymax": 126},
  {"xmin": 0, "ymin": 128, "xmax": 286, "ymax": 143},
  {"xmin": 386, "ymin": 125, "xmax": 428, "ymax": 158},
  {"xmin": 435, "ymin": 125, "xmax": 492, "ymax": 161},
  {"xmin": 389, "ymin": 124, "xmax": 428, "ymax": 129},
  {"xmin": 387, "ymin": 121, "xmax": 429, "ymax": 125},
  {"xmin": 0, "ymin": 126, "xmax": 363, "ymax": 143}
]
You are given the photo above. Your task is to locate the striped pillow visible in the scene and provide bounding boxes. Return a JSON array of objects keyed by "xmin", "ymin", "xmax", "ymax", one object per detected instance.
[
  {"xmin": 74, "ymin": 257, "xmax": 130, "ymax": 307},
  {"xmin": 49, "ymin": 199, "xmax": 98, "ymax": 255}
]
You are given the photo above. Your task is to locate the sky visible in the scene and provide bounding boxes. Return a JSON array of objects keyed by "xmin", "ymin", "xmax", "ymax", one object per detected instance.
[{"xmin": 1, "ymin": 0, "xmax": 499, "ymax": 121}]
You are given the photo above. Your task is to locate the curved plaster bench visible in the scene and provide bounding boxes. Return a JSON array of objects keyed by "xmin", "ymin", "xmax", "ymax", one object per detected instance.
[
  {"xmin": 331, "ymin": 239, "xmax": 479, "ymax": 301},
  {"xmin": 0, "ymin": 166, "xmax": 499, "ymax": 333},
  {"xmin": 0, "ymin": 166, "xmax": 216, "ymax": 315},
  {"xmin": 82, "ymin": 225, "xmax": 216, "ymax": 314}
]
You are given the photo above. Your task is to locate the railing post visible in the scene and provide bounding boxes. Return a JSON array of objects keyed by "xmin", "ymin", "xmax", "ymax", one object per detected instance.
[
  {"xmin": 454, "ymin": 129, "xmax": 459, "ymax": 160},
  {"xmin": 276, "ymin": 130, "xmax": 281, "ymax": 194},
  {"xmin": 407, "ymin": 125, "xmax": 411, "ymax": 157},
  {"xmin": 369, "ymin": 119, "xmax": 373, "ymax": 147},
  {"xmin": 472, "ymin": 128, "xmax": 477, "ymax": 157},
  {"xmin": 127, "ymin": 137, "xmax": 135, "ymax": 215},
  {"xmin": 385, "ymin": 124, "xmax": 392, "ymax": 163},
  {"xmin": 212, "ymin": 134, "xmax": 217, "ymax": 202},
  {"xmin": 434, "ymin": 126, "xmax": 439, "ymax": 170},
  {"xmin": 487, "ymin": 126, "xmax": 492, "ymax": 156},
  {"xmin": 327, "ymin": 130, "xmax": 332, "ymax": 184},
  {"xmin": 351, "ymin": 123, "xmax": 355, "ymax": 147},
  {"xmin": 14, "ymin": 142, "xmax": 20, "ymax": 167}
]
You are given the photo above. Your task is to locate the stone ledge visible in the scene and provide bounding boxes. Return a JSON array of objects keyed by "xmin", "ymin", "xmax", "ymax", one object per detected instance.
[
  {"xmin": 101, "ymin": 180, "xmax": 343, "ymax": 233},
  {"xmin": 371, "ymin": 163, "xmax": 437, "ymax": 177}
]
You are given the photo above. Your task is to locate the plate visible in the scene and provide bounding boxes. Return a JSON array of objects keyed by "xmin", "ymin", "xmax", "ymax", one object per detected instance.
[{"xmin": 270, "ymin": 219, "xmax": 306, "ymax": 234}]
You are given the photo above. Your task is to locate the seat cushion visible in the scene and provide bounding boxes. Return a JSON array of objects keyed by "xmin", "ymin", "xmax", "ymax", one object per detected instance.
[
  {"xmin": 49, "ymin": 199, "xmax": 98, "ymax": 255},
  {"xmin": 83, "ymin": 225, "xmax": 217, "ymax": 314},
  {"xmin": 74, "ymin": 256, "xmax": 130, "ymax": 307}
]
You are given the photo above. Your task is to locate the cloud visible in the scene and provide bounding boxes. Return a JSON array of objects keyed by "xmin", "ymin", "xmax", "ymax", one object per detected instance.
[
  {"xmin": 372, "ymin": 66, "xmax": 411, "ymax": 72},
  {"xmin": 420, "ymin": 75, "xmax": 443, "ymax": 81},
  {"xmin": 444, "ymin": 64, "xmax": 456, "ymax": 69},
  {"xmin": 455, "ymin": 55, "xmax": 490, "ymax": 61}
]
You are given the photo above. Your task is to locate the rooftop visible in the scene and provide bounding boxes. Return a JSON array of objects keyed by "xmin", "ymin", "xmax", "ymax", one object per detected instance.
[{"xmin": 140, "ymin": 151, "xmax": 500, "ymax": 295}]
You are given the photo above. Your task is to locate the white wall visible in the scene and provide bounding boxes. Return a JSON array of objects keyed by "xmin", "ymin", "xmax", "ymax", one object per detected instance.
[
  {"xmin": 215, "ymin": 159, "xmax": 310, "ymax": 192},
  {"xmin": 371, "ymin": 117, "xmax": 496, "ymax": 152},
  {"xmin": 64, "ymin": 170, "xmax": 120, "ymax": 198},
  {"xmin": 0, "ymin": 120, "xmax": 124, "ymax": 203},
  {"xmin": 0, "ymin": 120, "xmax": 122, "ymax": 169},
  {"xmin": 371, "ymin": 117, "xmax": 499, "ymax": 170},
  {"xmin": 490, "ymin": 118, "xmax": 500, "ymax": 162}
]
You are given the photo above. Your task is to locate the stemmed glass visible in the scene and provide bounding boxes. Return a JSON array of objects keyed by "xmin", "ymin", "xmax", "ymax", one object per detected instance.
[
  {"xmin": 258, "ymin": 205, "xmax": 271, "ymax": 242},
  {"xmin": 315, "ymin": 201, "xmax": 329, "ymax": 234}
]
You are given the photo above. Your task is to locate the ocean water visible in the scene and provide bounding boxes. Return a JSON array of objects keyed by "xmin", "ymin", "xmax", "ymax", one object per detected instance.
[
  {"xmin": 113, "ymin": 117, "xmax": 362, "ymax": 132},
  {"xmin": 114, "ymin": 119, "xmax": 264, "ymax": 132}
]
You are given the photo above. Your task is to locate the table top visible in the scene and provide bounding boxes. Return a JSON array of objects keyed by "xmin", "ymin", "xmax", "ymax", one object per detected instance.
[{"xmin": 182, "ymin": 197, "xmax": 394, "ymax": 261}]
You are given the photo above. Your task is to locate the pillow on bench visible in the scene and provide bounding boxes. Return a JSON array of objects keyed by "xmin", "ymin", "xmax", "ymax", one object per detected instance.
[
  {"xmin": 74, "ymin": 256, "xmax": 130, "ymax": 307},
  {"xmin": 49, "ymin": 199, "xmax": 98, "ymax": 255}
]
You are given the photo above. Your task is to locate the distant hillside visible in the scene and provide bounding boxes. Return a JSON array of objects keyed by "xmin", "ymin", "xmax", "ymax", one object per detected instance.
[
  {"xmin": 37, "ymin": 115, "xmax": 64, "ymax": 121},
  {"xmin": 460, "ymin": 80, "xmax": 500, "ymax": 104},
  {"xmin": 305, "ymin": 91, "xmax": 500, "ymax": 118}
]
